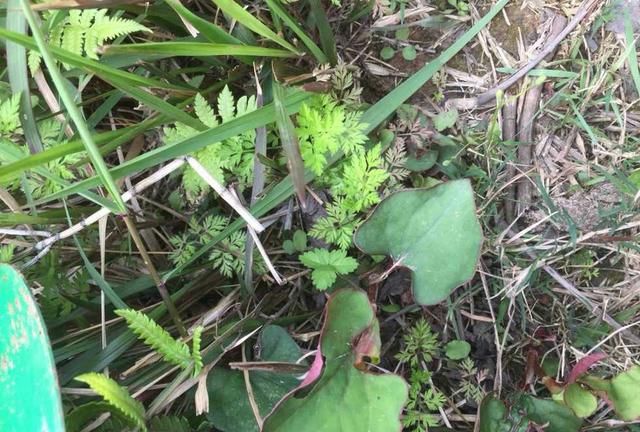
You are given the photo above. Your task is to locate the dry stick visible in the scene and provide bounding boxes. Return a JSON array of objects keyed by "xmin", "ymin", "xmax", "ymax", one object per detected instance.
[
  {"xmin": 515, "ymin": 82, "xmax": 545, "ymax": 213},
  {"xmin": 98, "ymin": 216, "xmax": 108, "ymax": 375},
  {"xmin": 31, "ymin": 0, "xmax": 142, "ymax": 10},
  {"xmin": 0, "ymin": 228, "xmax": 51, "ymax": 237},
  {"xmin": 34, "ymin": 158, "xmax": 186, "ymax": 251},
  {"xmin": 32, "ymin": 69, "xmax": 74, "ymax": 137},
  {"xmin": 502, "ymin": 95, "xmax": 518, "ymax": 222},
  {"xmin": 479, "ymin": 264, "xmax": 502, "ymax": 395},
  {"xmin": 242, "ymin": 346, "xmax": 264, "ymax": 429},
  {"xmin": 514, "ymin": 13, "xmax": 567, "ymax": 215},
  {"xmin": 185, "ymin": 156, "xmax": 265, "ymax": 233},
  {"xmin": 123, "ymin": 214, "xmax": 187, "ymax": 336},
  {"xmin": 244, "ymin": 65, "xmax": 267, "ymax": 292},
  {"xmin": 116, "ymin": 141, "xmax": 166, "ymax": 267},
  {"xmin": 475, "ymin": 0, "xmax": 600, "ymax": 106},
  {"xmin": 247, "ymin": 227, "xmax": 284, "ymax": 285}
]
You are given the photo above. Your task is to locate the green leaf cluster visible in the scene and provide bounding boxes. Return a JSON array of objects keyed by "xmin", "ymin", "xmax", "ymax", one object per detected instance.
[
  {"xmin": 0, "ymin": 92, "xmax": 84, "ymax": 198},
  {"xmin": 169, "ymin": 214, "xmax": 263, "ymax": 278},
  {"xmin": 296, "ymin": 95, "xmax": 367, "ymax": 175},
  {"xmin": 395, "ymin": 319, "xmax": 446, "ymax": 431},
  {"xmin": 164, "ymin": 87, "xmax": 257, "ymax": 202},
  {"xmin": 331, "ymin": 144, "xmax": 389, "ymax": 212},
  {"xmin": 293, "ymin": 96, "xmax": 391, "ymax": 250},
  {"xmin": 29, "ymin": 9, "xmax": 150, "ymax": 73},
  {"xmin": 299, "ymin": 248, "xmax": 357, "ymax": 290}
]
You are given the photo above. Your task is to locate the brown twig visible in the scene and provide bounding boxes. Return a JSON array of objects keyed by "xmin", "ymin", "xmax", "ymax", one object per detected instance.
[
  {"xmin": 502, "ymin": 94, "xmax": 518, "ymax": 222},
  {"xmin": 514, "ymin": 12, "xmax": 567, "ymax": 215},
  {"xmin": 475, "ymin": 0, "xmax": 600, "ymax": 106},
  {"xmin": 242, "ymin": 345, "xmax": 263, "ymax": 429},
  {"xmin": 122, "ymin": 215, "xmax": 187, "ymax": 337}
]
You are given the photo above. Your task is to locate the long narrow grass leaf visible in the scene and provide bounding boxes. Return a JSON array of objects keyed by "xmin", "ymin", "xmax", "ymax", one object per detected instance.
[
  {"xmin": 36, "ymin": 90, "xmax": 311, "ymax": 203},
  {"xmin": 21, "ymin": 1, "xmax": 126, "ymax": 214},
  {"xmin": 624, "ymin": 14, "xmax": 640, "ymax": 97},
  {"xmin": 103, "ymin": 41, "xmax": 295, "ymax": 58},
  {"xmin": 272, "ymin": 81, "xmax": 306, "ymax": 207},
  {"xmin": 308, "ymin": 0, "xmax": 337, "ymax": 64},
  {"xmin": 264, "ymin": 0, "xmax": 327, "ymax": 63},
  {"xmin": 211, "ymin": 0, "xmax": 299, "ymax": 53},
  {"xmin": 73, "ymin": 235, "xmax": 128, "ymax": 309},
  {"xmin": 6, "ymin": 0, "xmax": 43, "ymax": 153},
  {"xmin": 104, "ymin": 75, "xmax": 206, "ymax": 130},
  {"xmin": 164, "ymin": 0, "xmax": 243, "ymax": 44},
  {"xmin": 0, "ymin": 27, "xmax": 188, "ymax": 91}
]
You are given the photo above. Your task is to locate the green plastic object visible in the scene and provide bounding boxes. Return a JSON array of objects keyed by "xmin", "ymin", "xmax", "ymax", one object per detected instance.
[{"xmin": 0, "ymin": 264, "xmax": 64, "ymax": 431}]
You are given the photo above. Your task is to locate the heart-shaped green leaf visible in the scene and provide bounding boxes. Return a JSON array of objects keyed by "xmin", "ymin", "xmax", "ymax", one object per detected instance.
[
  {"xmin": 354, "ymin": 180, "xmax": 482, "ymax": 305},
  {"xmin": 0, "ymin": 264, "xmax": 64, "ymax": 431},
  {"xmin": 262, "ymin": 289, "xmax": 407, "ymax": 432},
  {"xmin": 208, "ymin": 325, "xmax": 304, "ymax": 432}
]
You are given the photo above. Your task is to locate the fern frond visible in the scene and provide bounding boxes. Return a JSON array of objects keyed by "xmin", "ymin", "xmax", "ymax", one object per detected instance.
[
  {"xmin": 194, "ymin": 93, "xmax": 218, "ymax": 128},
  {"xmin": 115, "ymin": 309, "xmax": 192, "ymax": 370},
  {"xmin": 61, "ymin": 25, "xmax": 85, "ymax": 57},
  {"xmin": 75, "ymin": 372, "xmax": 146, "ymax": 431},
  {"xmin": 217, "ymin": 85, "xmax": 236, "ymax": 123},
  {"xmin": 191, "ymin": 326, "xmax": 204, "ymax": 377},
  {"xmin": 0, "ymin": 93, "xmax": 22, "ymax": 136}
]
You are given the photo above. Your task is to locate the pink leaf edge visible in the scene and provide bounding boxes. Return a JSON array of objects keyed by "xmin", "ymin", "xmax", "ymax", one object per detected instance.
[{"xmin": 566, "ymin": 352, "xmax": 607, "ymax": 384}]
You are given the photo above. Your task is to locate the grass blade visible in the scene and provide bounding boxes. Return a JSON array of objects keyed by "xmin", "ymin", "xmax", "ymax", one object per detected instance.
[
  {"xmin": 264, "ymin": 0, "xmax": 327, "ymax": 63},
  {"xmin": 36, "ymin": 90, "xmax": 311, "ymax": 203},
  {"xmin": 21, "ymin": 1, "xmax": 126, "ymax": 214},
  {"xmin": 272, "ymin": 80, "xmax": 306, "ymax": 208},
  {"xmin": 103, "ymin": 42, "xmax": 295, "ymax": 58},
  {"xmin": 211, "ymin": 0, "xmax": 300, "ymax": 54},
  {"xmin": 164, "ymin": 0, "xmax": 242, "ymax": 44},
  {"xmin": 308, "ymin": 0, "xmax": 337, "ymax": 65},
  {"xmin": 104, "ymin": 75, "xmax": 206, "ymax": 131},
  {"xmin": 6, "ymin": 0, "xmax": 44, "ymax": 154},
  {"xmin": 624, "ymin": 15, "xmax": 640, "ymax": 97},
  {"xmin": 0, "ymin": 27, "xmax": 188, "ymax": 91}
]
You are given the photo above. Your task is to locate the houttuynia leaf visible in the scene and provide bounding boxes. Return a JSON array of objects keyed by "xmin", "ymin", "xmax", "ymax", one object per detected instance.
[
  {"xmin": 354, "ymin": 180, "xmax": 482, "ymax": 305},
  {"xmin": 262, "ymin": 289, "xmax": 407, "ymax": 432}
]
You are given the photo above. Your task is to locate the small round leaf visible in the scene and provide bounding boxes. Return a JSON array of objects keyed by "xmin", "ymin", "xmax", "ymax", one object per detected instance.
[
  {"xmin": 380, "ymin": 47, "xmax": 395, "ymax": 60},
  {"xmin": 445, "ymin": 340, "xmax": 471, "ymax": 360},
  {"xmin": 402, "ymin": 46, "xmax": 417, "ymax": 61}
]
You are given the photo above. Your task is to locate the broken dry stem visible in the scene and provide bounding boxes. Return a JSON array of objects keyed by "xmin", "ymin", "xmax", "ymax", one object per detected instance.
[{"xmin": 123, "ymin": 215, "xmax": 187, "ymax": 337}]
